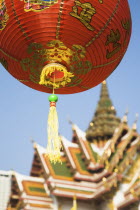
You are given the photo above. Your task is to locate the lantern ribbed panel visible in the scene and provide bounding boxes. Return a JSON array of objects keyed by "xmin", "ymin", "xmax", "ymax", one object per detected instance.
[{"xmin": 0, "ymin": 0, "xmax": 131, "ymax": 94}]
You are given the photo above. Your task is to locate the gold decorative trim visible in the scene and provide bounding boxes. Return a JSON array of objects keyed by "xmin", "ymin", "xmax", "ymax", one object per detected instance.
[
  {"xmin": 39, "ymin": 63, "xmax": 74, "ymax": 88},
  {"xmin": 23, "ymin": 0, "xmax": 58, "ymax": 12},
  {"xmin": 30, "ymin": 203, "xmax": 52, "ymax": 208},
  {"xmin": 0, "ymin": 57, "xmax": 8, "ymax": 69},
  {"xmin": 85, "ymin": 0, "xmax": 121, "ymax": 48},
  {"xmin": 0, "ymin": 48, "xmax": 19, "ymax": 62},
  {"xmin": 20, "ymin": 41, "xmax": 90, "ymax": 85},
  {"xmin": 56, "ymin": 0, "xmax": 65, "ymax": 39},
  {"xmin": 11, "ymin": 0, "xmax": 30, "ymax": 40},
  {"xmin": 0, "ymin": 0, "xmax": 9, "ymax": 31},
  {"xmin": 56, "ymin": 187, "xmax": 93, "ymax": 195},
  {"xmin": 18, "ymin": 79, "xmax": 29, "ymax": 82},
  {"xmin": 83, "ymin": 141, "xmax": 96, "ymax": 164},
  {"xmin": 93, "ymin": 52, "xmax": 125, "ymax": 69},
  {"xmin": 22, "ymin": 181, "xmax": 48, "ymax": 197},
  {"xmin": 0, "ymin": 46, "xmax": 125, "ymax": 72}
]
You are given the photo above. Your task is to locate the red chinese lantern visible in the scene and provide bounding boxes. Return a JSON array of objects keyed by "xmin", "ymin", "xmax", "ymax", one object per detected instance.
[{"xmin": 0, "ymin": 0, "xmax": 132, "ymax": 162}]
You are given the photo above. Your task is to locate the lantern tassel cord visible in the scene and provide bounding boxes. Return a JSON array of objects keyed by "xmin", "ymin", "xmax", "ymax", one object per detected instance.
[{"xmin": 47, "ymin": 77, "xmax": 62, "ymax": 163}]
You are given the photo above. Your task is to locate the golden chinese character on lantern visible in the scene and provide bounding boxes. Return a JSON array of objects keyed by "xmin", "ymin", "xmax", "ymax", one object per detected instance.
[
  {"xmin": 106, "ymin": 29, "xmax": 121, "ymax": 59},
  {"xmin": 70, "ymin": 0, "xmax": 96, "ymax": 31}
]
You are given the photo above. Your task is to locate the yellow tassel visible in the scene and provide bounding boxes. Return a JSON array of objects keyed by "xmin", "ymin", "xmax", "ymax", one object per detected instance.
[
  {"xmin": 71, "ymin": 195, "xmax": 77, "ymax": 210},
  {"xmin": 47, "ymin": 97, "xmax": 62, "ymax": 163},
  {"xmin": 39, "ymin": 63, "xmax": 73, "ymax": 163}
]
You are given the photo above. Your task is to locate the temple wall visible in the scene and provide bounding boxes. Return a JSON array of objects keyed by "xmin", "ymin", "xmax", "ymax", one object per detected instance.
[
  {"xmin": 121, "ymin": 201, "xmax": 140, "ymax": 210},
  {"xmin": 57, "ymin": 197, "xmax": 96, "ymax": 210},
  {"xmin": 56, "ymin": 197, "xmax": 115, "ymax": 210},
  {"xmin": 57, "ymin": 199, "xmax": 140, "ymax": 210},
  {"xmin": 94, "ymin": 200, "xmax": 112, "ymax": 210},
  {"xmin": 0, "ymin": 171, "xmax": 12, "ymax": 210}
]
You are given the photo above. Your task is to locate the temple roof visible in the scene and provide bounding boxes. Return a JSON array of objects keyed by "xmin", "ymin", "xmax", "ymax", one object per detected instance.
[
  {"xmin": 6, "ymin": 126, "xmax": 140, "ymax": 209},
  {"xmin": 7, "ymin": 172, "xmax": 54, "ymax": 209},
  {"xmin": 28, "ymin": 113, "xmax": 140, "ymax": 209},
  {"xmin": 29, "ymin": 140, "xmax": 119, "ymax": 200},
  {"xmin": 6, "ymin": 119, "xmax": 140, "ymax": 209},
  {"xmin": 5, "ymin": 82, "xmax": 140, "ymax": 210},
  {"xmin": 86, "ymin": 81, "xmax": 120, "ymax": 142}
]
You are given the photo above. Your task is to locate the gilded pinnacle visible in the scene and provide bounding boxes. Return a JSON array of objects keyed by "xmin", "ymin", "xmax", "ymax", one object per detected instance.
[{"xmin": 86, "ymin": 81, "xmax": 120, "ymax": 142}]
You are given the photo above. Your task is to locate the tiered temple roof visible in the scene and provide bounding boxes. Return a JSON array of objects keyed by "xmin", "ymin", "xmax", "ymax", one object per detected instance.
[
  {"xmin": 6, "ymin": 82, "xmax": 140, "ymax": 209},
  {"xmin": 86, "ymin": 81, "xmax": 120, "ymax": 144},
  {"xmin": 7, "ymin": 172, "xmax": 54, "ymax": 209}
]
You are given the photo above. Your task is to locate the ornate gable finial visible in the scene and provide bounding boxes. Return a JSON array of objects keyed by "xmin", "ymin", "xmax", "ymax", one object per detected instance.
[
  {"xmin": 121, "ymin": 108, "xmax": 129, "ymax": 123},
  {"xmin": 67, "ymin": 116, "xmax": 75, "ymax": 132},
  {"xmin": 30, "ymin": 137, "xmax": 35, "ymax": 144},
  {"xmin": 30, "ymin": 137, "xmax": 37, "ymax": 149},
  {"xmin": 132, "ymin": 113, "xmax": 139, "ymax": 131}
]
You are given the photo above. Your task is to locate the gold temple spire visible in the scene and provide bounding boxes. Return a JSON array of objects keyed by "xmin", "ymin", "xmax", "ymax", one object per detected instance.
[
  {"xmin": 132, "ymin": 113, "xmax": 139, "ymax": 130},
  {"xmin": 102, "ymin": 80, "xmax": 106, "ymax": 84},
  {"xmin": 86, "ymin": 81, "xmax": 120, "ymax": 142}
]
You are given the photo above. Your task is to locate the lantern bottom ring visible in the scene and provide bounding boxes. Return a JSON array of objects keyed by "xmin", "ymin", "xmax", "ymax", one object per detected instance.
[{"xmin": 39, "ymin": 63, "xmax": 74, "ymax": 89}]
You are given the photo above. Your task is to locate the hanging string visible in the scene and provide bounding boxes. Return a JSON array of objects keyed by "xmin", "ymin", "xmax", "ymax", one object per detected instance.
[
  {"xmin": 27, "ymin": 0, "xmax": 30, "ymax": 10},
  {"xmin": 53, "ymin": 74, "xmax": 55, "ymax": 94}
]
